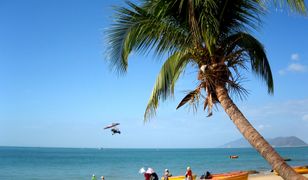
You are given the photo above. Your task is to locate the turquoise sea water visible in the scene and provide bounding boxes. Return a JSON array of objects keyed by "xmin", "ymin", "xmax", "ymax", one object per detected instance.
[{"xmin": 0, "ymin": 146, "xmax": 308, "ymax": 180}]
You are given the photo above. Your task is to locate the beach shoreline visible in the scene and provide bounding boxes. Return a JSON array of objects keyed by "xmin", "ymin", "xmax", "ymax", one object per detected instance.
[{"xmin": 248, "ymin": 173, "xmax": 308, "ymax": 179}]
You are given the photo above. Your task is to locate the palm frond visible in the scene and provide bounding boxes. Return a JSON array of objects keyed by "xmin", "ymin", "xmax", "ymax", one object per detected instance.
[
  {"xmin": 226, "ymin": 76, "xmax": 249, "ymax": 101},
  {"xmin": 144, "ymin": 51, "xmax": 192, "ymax": 121},
  {"xmin": 106, "ymin": 1, "xmax": 191, "ymax": 74},
  {"xmin": 222, "ymin": 32, "xmax": 274, "ymax": 94},
  {"xmin": 285, "ymin": 0, "xmax": 307, "ymax": 14},
  {"xmin": 219, "ymin": 0, "xmax": 264, "ymax": 34},
  {"xmin": 262, "ymin": 0, "xmax": 307, "ymax": 14},
  {"xmin": 176, "ymin": 88, "xmax": 200, "ymax": 109}
]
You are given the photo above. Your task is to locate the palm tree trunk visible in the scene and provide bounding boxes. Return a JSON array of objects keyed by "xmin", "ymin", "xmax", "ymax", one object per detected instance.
[{"xmin": 215, "ymin": 85, "xmax": 307, "ymax": 180}]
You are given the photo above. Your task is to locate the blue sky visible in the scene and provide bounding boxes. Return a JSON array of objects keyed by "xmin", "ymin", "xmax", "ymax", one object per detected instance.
[{"xmin": 0, "ymin": 0, "xmax": 307, "ymax": 148}]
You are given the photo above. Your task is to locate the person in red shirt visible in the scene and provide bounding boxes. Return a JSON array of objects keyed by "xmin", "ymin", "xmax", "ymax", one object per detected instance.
[
  {"xmin": 185, "ymin": 166, "xmax": 193, "ymax": 180},
  {"xmin": 144, "ymin": 172, "xmax": 151, "ymax": 180},
  {"xmin": 139, "ymin": 167, "xmax": 151, "ymax": 180}
]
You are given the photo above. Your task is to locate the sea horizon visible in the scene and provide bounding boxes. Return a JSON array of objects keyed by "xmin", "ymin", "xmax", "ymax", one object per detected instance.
[
  {"xmin": 1, "ymin": 146, "xmax": 307, "ymax": 180},
  {"xmin": 1, "ymin": 145, "xmax": 307, "ymax": 149}
]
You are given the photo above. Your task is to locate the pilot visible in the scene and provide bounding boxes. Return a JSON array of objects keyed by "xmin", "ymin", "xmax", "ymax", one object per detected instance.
[{"xmin": 111, "ymin": 128, "xmax": 121, "ymax": 135}]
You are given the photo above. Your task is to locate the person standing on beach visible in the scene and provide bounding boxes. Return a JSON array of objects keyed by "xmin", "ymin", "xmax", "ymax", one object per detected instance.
[
  {"xmin": 139, "ymin": 167, "xmax": 151, "ymax": 180},
  {"xmin": 91, "ymin": 174, "xmax": 97, "ymax": 180},
  {"xmin": 185, "ymin": 167, "xmax": 193, "ymax": 180},
  {"xmin": 151, "ymin": 173, "xmax": 159, "ymax": 180},
  {"xmin": 146, "ymin": 168, "xmax": 158, "ymax": 180},
  {"xmin": 144, "ymin": 172, "xmax": 151, "ymax": 180},
  {"xmin": 163, "ymin": 169, "xmax": 172, "ymax": 180}
]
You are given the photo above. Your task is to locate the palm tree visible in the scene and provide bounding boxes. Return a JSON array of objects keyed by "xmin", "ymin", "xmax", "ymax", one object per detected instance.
[{"xmin": 106, "ymin": 0, "xmax": 306, "ymax": 179}]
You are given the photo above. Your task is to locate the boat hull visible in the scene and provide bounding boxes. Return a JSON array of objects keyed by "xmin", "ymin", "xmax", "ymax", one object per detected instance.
[
  {"xmin": 274, "ymin": 165, "xmax": 308, "ymax": 175},
  {"xmin": 295, "ymin": 168, "xmax": 308, "ymax": 174},
  {"xmin": 210, "ymin": 171, "xmax": 248, "ymax": 180},
  {"xmin": 294, "ymin": 166, "xmax": 308, "ymax": 174},
  {"xmin": 163, "ymin": 175, "xmax": 197, "ymax": 180}
]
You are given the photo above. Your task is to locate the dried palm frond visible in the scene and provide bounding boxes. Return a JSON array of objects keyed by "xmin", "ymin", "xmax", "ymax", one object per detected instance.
[{"xmin": 176, "ymin": 87, "xmax": 201, "ymax": 109}]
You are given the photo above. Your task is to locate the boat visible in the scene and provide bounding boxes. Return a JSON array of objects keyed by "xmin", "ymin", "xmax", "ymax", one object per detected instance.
[
  {"xmin": 229, "ymin": 155, "xmax": 239, "ymax": 159},
  {"xmin": 207, "ymin": 171, "xmax": 248, "ymax": 180},
  {"xmin": 291, "ymin": 166, "xmax": 308, "ymax": 174},
  {"xmin": 274, "ymin": 165, "xmax": 308, "ymax": 175},
  {"xmin": 162, "ymin": 174, "xmax": 197, "ymax": 180}
]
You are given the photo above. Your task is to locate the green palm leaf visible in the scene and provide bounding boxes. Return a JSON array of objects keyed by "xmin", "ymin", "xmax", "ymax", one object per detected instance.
[
  {"xmin": 107, "ymin": 1, "xmax": 191, "ymax": 74},
  {"xmin": 144, "ymin": 51, "xmax": 192, "ymax": 120},
  {"xmin": 222, "ymin": 32, "xmax": 274, "ymax": 94},
  {"xmin": 261, "ymin": 0, "xmax": 307, "ymax": 14}
]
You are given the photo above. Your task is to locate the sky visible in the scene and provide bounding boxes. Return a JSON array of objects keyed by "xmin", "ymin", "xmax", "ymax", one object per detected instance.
[{"xmin": 0, "ymin": 0, "xmax": 308, "ymax": 148}]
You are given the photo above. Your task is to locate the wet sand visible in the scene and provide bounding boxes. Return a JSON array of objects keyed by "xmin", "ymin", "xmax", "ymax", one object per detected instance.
[{"xmin": 249, "ymin": 173, "xmax": 308, "ymax": 179}]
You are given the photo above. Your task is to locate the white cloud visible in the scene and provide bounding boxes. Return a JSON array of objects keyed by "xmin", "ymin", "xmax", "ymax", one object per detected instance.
[
  {"xmin": 257, "ymin": 124, "xmax": 271, "ymax": 130},
  {"xmin": 243, "ymin": 99, "xmax": 308, "ymax": 120},
  {"xmin": 278, "ymin": 53, "xmax": 307, "ymax": 75},
  {"xmin": 258, "ymin": 124, "xmax": 264, "ymax": 130},
  {"xmin": 278, "ymin": 70, "xmax": 286, "ymax": 75},
  {"xmin": 287, "ymin": 63, "xmax": 307, "ymax": 72},
  {"xmin": 291, "ymin": 53, "xmax": 300, "ymax": 61},
  {"xmin": 240, "ymin": 99, "xmax": 308, "ymax": 143},
  {"xmin": 302, "ymin": 114, "xmax": 308, "ymax": 121}
]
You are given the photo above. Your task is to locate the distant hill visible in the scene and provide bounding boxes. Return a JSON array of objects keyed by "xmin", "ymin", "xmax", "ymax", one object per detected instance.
[{"xmin": 220, "ymin": 136, "xmax": 308, "ymax": 148}]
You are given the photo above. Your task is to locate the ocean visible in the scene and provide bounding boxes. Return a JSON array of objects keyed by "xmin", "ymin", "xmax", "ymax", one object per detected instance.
[{"xmin": 0, "ymin": 146, "xmax": 307, "ymax": 180}]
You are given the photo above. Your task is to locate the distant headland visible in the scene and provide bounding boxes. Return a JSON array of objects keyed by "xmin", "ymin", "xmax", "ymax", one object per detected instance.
[{"xmin": 220, "ymin": 136, "xmax": 308, "ymax": 148}]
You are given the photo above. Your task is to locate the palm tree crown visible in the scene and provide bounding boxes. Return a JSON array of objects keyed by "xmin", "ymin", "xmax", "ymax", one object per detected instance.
[{"xmin": 107, "ymin": 0, "xmax": 273, "ymax": 119}]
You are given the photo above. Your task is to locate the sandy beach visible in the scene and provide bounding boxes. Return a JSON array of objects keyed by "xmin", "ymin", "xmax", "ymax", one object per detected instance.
[{"xmin": 249, "ymin": 173, "xmax": 308, "ymax": 179}]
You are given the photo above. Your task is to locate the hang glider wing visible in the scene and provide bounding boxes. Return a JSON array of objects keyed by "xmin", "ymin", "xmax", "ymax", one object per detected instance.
[{"xmin": 104, "ymin": 123, "xmax": 120, "ymax": 129}]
